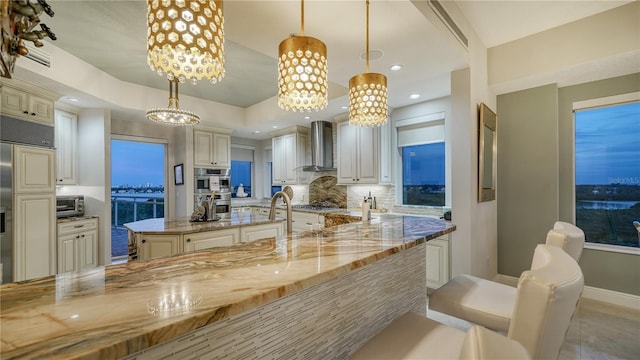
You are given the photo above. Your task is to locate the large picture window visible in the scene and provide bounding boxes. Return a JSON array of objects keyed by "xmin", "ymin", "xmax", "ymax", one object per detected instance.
[
  {"xmin": 575, "ymin": 100, "xmax": 640, "ymax": 248},
  {"xmin": 402, "ymin": 142, "xmax": 445, "ymax": 206},
  {"xmin": 396, "ymin": 117, "xmax": 446, "ymax": 207}
]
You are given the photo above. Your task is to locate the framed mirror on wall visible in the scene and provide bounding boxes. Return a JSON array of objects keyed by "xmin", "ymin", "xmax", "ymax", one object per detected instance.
[{"xmin": 478, "ymin": 103, "xmax": 497, "ymax": 202}]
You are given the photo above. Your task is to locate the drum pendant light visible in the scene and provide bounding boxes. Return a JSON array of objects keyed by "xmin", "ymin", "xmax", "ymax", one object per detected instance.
[
  {"xmin": 277, "ymin": 0, "xmax": 328, "ymax": 112},
  {"xmin": 348, "ymin": 0, "xmax": 388, "ymax": 126},
  {"xmin": 147, "ymin": 0, "xmax": 225, "ymax": 85}
]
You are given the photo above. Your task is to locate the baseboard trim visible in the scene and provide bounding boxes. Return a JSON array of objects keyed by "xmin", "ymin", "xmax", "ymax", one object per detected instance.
[{"xmin": 495, "ymin": 274, "xmax": 640, "ymax": 310}]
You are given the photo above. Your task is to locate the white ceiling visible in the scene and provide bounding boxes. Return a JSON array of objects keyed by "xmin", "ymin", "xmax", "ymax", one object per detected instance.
[{"xmin": 21, "ymin": 0, "xmax": 632, "ymax": 139}]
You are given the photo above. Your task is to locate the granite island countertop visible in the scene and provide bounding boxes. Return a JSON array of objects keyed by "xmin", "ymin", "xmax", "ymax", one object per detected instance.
[
  {"xmin": 123, "ymin": 212, "xmax": 284, "ymax": 235},
  {"xmin": 0, "ymin": 214, "xmax": 455, "ymax": 359}
]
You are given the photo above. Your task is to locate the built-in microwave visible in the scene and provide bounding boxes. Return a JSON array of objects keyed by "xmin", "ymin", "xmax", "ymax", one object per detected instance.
[
  {"xmin": 56, "ymin": 195, "xmax": 85, "ymax": 218},
  {"xmin": 194, "ymin": 168, "xmax": 230, "ymax": 193}
]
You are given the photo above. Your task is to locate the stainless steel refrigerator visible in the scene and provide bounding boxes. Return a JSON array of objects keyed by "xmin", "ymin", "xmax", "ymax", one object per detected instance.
[{"xmin": 0, "ymin": 115, "xmax": 54, "ymax": 283}]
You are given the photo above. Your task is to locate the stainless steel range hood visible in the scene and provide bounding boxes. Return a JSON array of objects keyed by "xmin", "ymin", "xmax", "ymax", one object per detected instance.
[{"xmin": 303, "ymin": 121, "xmax": 336, "ymax": 172}]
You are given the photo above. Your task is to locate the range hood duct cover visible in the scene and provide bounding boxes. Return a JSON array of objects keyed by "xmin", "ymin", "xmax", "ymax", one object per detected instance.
[{"xmin": 303, "ymin": 121, "xmax": 336, "ymax": 172}]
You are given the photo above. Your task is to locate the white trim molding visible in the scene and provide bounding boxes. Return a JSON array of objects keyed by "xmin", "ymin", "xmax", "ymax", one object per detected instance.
[{"xmin": 495, "ymin": 274, "xmax": 640, "ymax": 310}]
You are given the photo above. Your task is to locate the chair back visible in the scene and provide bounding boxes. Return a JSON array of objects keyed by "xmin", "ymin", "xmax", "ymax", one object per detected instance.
[
  {"xmin": 508, "ymin": 245, "xmax": 584, "ymax": 359},
  {"xmin": 544, "ymin": 221, "xmax": 585, "ymax": 262}
]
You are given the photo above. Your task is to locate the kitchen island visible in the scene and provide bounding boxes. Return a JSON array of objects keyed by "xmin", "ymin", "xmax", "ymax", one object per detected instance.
[
  {"xmin": 0, "ymin": 215, "xmax": 455, "ymax": 359},
  {"xmin": 124, "ymin": 212, "xmax": 286, "ymax": 261}
]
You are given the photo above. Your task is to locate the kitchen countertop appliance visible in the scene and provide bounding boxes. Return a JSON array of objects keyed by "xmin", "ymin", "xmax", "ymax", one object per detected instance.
[{"xmin": 56, "ymin": 195, "xmax": 85, "ymax": 218}]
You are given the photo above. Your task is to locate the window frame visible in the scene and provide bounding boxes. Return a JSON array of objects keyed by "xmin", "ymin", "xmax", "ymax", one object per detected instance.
[
  {"xmin": 572, "ymin": 92, "xmax": 640, "ymax": 255},
  {"xmin": 393, "ymin": 112, "xmax": 449, "ymax": 208},
  {"xmin": 230, "ymin": 144, "xmax": 255, "ymax": 199}
]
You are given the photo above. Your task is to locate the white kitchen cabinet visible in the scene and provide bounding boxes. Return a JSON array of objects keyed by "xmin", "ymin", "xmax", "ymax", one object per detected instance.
[
  {"xmin": 0, "ymin": 78, "xmax": 56, "ymax": 125},
  {"xmin": 337, "ymin": 121, "xmax": 379, "ymax": 184},
  {"xmin": 13, "ymin": 145, "xmax": 56, "ymax": 193},
  {"xmin": 240, "ymin": 222, "xmax": 283, "ymax": 242},
  {"xmin": 272, "ymin": 130, "xmax": 309, "ymax": 185},
  {"xmin": 137, "ymin": 234, "xmax": 182, "ymax": 260},
  {"xmin": 13, "ymin": 194, "xmax": 56, "ymax": 281},
  {"xmin": 55, "ymin": 110, "xmax": 78, "ymax": 184},
  {"xmin": 291, "ymin": 211, "xmax": 324, "ymax": 233},
  {"xmin": 184, "ymin": 228, "xmax": 239, "ymax": 252},
  {"xmin": 57, "ymin": 218, "xmax": 99, "ymax": 273},
  {"xmin": 426, "ymin": 235, "xmax": 450, "ymax": 290},
  {"xmin": 194, "ymin": 130, "xmax": 231, "ymax": 168}
]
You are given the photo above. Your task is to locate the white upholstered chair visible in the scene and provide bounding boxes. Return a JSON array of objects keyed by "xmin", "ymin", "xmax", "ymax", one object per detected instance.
[
  {"xmin": 351, "ymin": 245, "xmax": 584, "ymax": 360},
  {"xmin": 428, "ymin": 221, "xmax": 584, "ymax": 333}
]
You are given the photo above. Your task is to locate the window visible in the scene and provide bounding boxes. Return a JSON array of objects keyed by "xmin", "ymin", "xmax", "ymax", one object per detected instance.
[
  {"xmin": 402, "ymin": 143, "xmax": 445, "ymax": 206},
  {"xmin": 110, "ymin": 138, "xmax": 166, "ymax": 260},
  {"xmin": 231, "ymin": 146, "xmax": 253, "ymax": 198},
  {"xmin": 575, "ymin": 100, "xmax": 640, "ymax": 248},
  {"xmin": 396, "ymin": 117, "xmax": 446, "ymax": 206}
]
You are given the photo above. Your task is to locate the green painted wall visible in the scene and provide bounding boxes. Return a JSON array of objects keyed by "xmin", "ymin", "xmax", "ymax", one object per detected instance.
[
  {"xmin": 497, "ymin": 73, "xmax": 640, "ymax": 296},
  {"xmin": 497, "ymin": 84, "xmax": 559, "ymax": 277}
]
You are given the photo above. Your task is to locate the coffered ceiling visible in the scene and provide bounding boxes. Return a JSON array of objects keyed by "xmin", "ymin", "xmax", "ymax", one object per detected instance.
[{"xmin": 14, "ymin": 0, "xmax": 632, "ymax": 139}]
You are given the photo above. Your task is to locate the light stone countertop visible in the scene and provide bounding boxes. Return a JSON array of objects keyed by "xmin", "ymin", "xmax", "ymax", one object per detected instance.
[
  {"xmin": 0, "ymin": 214, "xmax": 455, "ymax": 359},
  {"xmin": 123, "ymin": 212, "xmax": 284, "ymax": 235}
]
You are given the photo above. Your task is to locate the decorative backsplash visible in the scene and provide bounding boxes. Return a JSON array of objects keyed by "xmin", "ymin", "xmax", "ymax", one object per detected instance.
[{"xmin": 309, "ymin": 176, "xmax": 347, "ymax": 208}]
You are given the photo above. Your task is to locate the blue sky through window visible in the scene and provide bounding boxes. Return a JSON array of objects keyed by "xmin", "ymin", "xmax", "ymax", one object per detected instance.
[
  {"xmin": 402, "ymin": 142, "xmax": 445, "ymax": 185},
  {"xmin": 111, "ymin": 140, "xmax": 165, "ymax": 187},
  {"xmin": 575, "ymin": 102, "xmax": 640, "ymax": 185}
]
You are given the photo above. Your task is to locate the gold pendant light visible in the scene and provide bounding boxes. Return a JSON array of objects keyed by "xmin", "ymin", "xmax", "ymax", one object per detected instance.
[
  {"xmin": 146, "ymin": 79, "xmax": 200, "ymax": 126},
  {"xmin": 147, "ymin": 0, "xmax": 225, "ymax": 85},
  {"xmin": 278, "ymin": 0, "xmax": 328, "ymax": 112},
  {"xmin": 348, "ymin": 0, "xmax": 388, "ymax": 126}
]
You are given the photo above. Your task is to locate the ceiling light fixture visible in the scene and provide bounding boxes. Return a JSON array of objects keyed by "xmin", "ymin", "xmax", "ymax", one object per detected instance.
[
  {"xmin": 348, "ymin": 0, "xmax": 388, "ymax": 127},
  {"xmin": 390, "ymin": 64, "xmax": 402, "ymax": 71},
  {"xmin": 146, "ymin": 0, "xmax": 225, "ymax": 85},
  {"xmin": 146, "ymin": 79, "xmax": 200, "ymax": 126},
  {"xmin": 409, "ymin": 93, "xmax": 421, "ymax": 100},
  {"xmin": 277, "ymin": 0, "xmax": 328, "ymax": 112}
]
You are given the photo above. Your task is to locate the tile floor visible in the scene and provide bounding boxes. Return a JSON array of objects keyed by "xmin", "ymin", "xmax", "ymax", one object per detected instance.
[{"xmin": 427, "ymin": 297, "xmax": 640, "ymax": 359}]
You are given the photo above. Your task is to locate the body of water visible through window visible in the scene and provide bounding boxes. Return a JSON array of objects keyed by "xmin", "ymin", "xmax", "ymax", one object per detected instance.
[
  {"xmin": 575, "ymin": 101, "xmax": 640, "ymax": 248},
  {"xmin": 401, "ymin": 142, "xmax": 445, "ymax": 206},
  {"xmin": 110, "ymin": 139, "xmax": 166, "ymax": 259}
]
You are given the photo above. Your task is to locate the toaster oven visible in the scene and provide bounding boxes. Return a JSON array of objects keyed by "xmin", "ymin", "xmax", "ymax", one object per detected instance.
[{"xmin": 56, "ymin": 195, "xmax": 85, "ymax": 218}]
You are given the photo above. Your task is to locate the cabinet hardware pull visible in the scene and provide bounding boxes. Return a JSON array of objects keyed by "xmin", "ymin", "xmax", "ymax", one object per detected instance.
[
  {"xmin": 74, "ymin": 225, "xmax": 84, "ymax": 228},
  {"xmin": 141, "ymin": 239, "xmax": 146, "ymax": 244},
  {"xmin": 76, "ymin": 235, "xmax": 80, "ymax": 238},
  {"xmin": 187, "ymin": 238, "xmax": 191, "ymax": 242},
  {"xmin": 81, "ymin": 235, "xmax": 85, "ymax": 237},
  {"xmin": 31, "ymin": 112, "xmax": 36, "ymax": 116},
  {"xmin": 23, "ymin": 110, "xmax": 28, "ymax": 114}
]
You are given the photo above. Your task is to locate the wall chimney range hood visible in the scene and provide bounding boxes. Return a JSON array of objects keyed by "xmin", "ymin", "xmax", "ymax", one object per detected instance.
[{"xmin": 303, "ymin": 121, "xmax": 336, "ymax": 172}]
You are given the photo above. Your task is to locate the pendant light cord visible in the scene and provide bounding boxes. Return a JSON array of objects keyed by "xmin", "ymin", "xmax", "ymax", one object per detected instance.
[
  {"xmin": 366, "ymin": 0, "xmax": 370, "ymax": 73},
  {"xmin": 301, "ymin": 0, "xmax": 305, "ymax": 36}
]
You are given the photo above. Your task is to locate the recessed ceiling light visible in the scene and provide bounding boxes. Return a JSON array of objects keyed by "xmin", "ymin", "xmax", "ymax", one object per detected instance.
[
  {"xmin": 272, "ymin": 125, "xmax": 278, "ymax": 129},
  {"xmin": 304, "ymin": 116, "xmax": 311, "ymax": 120},
  {"xmin": 390, "ymin": 64, "xmax": 402, "ymax": 71},
  {"xmin": 254, "ymin": 130, "xmax": 261, "ymax": 134},
  {"xmin": 409, "ymin": 94, "xmax": 421, "ymax": 100},
  {"xmin": 341, "ymin": 106, "xmax": 348, "ymax": 110},
  {"xmin": 66, "ymin": 97, "xmax": 79, "ymax": 102}
]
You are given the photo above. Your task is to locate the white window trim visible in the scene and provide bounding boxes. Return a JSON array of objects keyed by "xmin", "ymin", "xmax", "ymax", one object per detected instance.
[
  {"xmin": 394, "ymin": 112, "xmax": 447, "ymax": 207},
  {"xmin": 572, "ymin": 92, "xmax": 640, "ymax": 255}
]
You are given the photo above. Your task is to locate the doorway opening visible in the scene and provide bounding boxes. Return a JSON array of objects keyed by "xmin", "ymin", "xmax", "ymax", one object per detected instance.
[{"xmin": 110, "ymin": 137, "xmax": 167, "ymax": 263}]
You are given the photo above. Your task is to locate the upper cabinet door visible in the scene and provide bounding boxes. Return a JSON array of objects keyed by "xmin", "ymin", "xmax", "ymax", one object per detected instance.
[
  {"xmin": 194, "ymin": 131, "xmax": 214, "ymax": 167},
  {"xmin": 13, "ymin": 145, "xmax": 56, "ymax": 193},
  {"xmin": 212, "ymin": 133, "xmax": 231, "ymax": 168},
  {"xmin": 0, "ymin": 80, "xmax": 56, "ymax": 125},
  {"xmin": 337, "ymin": 122, "xmax": 357, "ymax": 184},
  {"xmin": 194, "ymin": 131, "xmax": 231, "ymax": 168},
  {"xmin": 355, "ymin": 126, "xmax": 379, "ymax": 184},
  {"xmin": 55, "ymin": 110, "xmax": 78, "ymax": 185}
]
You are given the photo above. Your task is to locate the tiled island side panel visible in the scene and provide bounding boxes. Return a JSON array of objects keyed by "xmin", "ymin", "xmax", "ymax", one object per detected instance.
[{"xmin": 125, "ymin": 243, "xmax": 427, "ymax": 360}]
